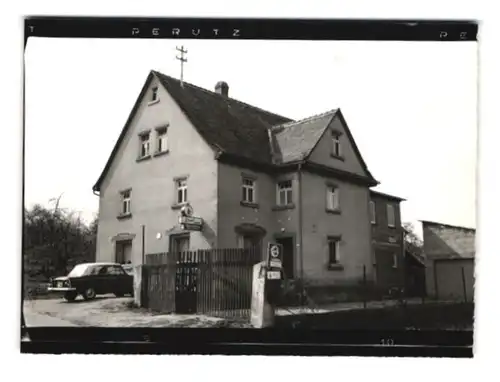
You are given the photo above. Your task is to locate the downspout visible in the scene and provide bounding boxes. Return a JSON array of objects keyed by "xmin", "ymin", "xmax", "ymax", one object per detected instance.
[{"xmin": 297, "ymin": 162, "xmax": 304, "ymax": 281}]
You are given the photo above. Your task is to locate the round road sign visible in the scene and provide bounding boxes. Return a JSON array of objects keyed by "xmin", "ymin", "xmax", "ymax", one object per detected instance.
[{"xmin": 270, "ymin": 245, "xmax": 279, "ymax": 258}]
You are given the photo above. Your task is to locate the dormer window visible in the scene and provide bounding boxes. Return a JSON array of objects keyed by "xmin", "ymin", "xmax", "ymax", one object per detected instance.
[{"xmin": 151, "ymin": 86, "xmax": 158, "ymax": 102}]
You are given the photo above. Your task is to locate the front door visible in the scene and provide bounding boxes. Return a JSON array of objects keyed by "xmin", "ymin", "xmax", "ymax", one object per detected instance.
[
  {"xmin": 170, "ymin": 234, "xmax": 190, "ymax": 255},
  {"xmin": 275, "ymin": 237, "xmax": 294, "ymax": 279},
  {"xmin": 115, "ymin": 240, "xmax": 132, "ymax": 264}
]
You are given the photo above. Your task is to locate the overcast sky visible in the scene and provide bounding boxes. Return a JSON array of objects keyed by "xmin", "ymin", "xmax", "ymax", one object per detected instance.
[{"xmin": 24, "ymin": 38, "xmax": 477, "ymax": 232}]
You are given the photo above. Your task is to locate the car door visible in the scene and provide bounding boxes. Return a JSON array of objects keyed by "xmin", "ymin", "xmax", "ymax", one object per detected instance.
[
  {"xmin": 110, "ymin": 265, "xmax": 132, "ymax": 294},
  {"xmin": 92, "ymin": 265, "xmax": 113, "ymax": 294}
]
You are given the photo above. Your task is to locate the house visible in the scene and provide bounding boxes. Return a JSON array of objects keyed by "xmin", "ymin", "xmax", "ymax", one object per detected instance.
[
  {"xmin": 421, "ymin": 220, "xmax": 475, "ymax": 301},
  {"xmin": 93, "ymin": 70, "xmax": 387, "ymax": 287},
  {"xmin": 369, "ymin": 190, "xmax": 405, "ymax": 289}
]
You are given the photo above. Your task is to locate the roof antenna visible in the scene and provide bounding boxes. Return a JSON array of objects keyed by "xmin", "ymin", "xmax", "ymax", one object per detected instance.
[{"xmin": 175, "ymin": 46, "xmax": 188, "ymax": 87}]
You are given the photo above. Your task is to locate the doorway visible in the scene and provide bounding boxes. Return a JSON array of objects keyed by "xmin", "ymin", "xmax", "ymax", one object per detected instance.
[
  {"xmin": 115, "ymin": 240, "xmax": 132, "ymax": 264},
  {"xmin": 169, "ymin": 234, "xmax": 190, "ymax": 254},
  {"xmin": 275, "ymin": 236, "xmax": 295, "ymax": 279}
]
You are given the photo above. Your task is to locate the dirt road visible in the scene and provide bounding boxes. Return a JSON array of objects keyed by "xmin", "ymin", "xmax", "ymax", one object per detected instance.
[{"xmin": 23, "ymin": 295, "xmax": 248, "ymax": 327}]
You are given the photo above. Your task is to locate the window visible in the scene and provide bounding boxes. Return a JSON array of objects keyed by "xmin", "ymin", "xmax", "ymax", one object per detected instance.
[
  {"xmin": 156, "ymin": 127, "xmax": 168, "ymax": 153},
  {"xmin": 326, "ymin": 185, "xmax": 340, "ymax": 211},
  {"xmin": 387, "ymin": 204, "xmax": 395, "ymax": 227},
  {"xmin": 277, "ymin": 180, "xmax": 293, "ymax": 205},
  {"xmin": 139, "ymin": 133, "xmax": 150, "ymax": 158},
  {"xmin": 151, "ymin": 86, "xmax": 158, "ymax": 102},
  {"xmin": 392, "ymin": 253, "xmax": 398, "ymax": 268},
  {"xmin": 328, "ymin": 237, "xmax": 341, "ymax": 265},
  {"xmin": 108, "ymin": 266, "xmax": 126, "ymax": 275},
  {"xmin": 332, "ymin": 133, "xmax": 342, "ymax": 157},
  {"xmin": 121, "ymin": 190, "xmax": 131, "ymax": 215},
  {"xmin": 369, "ymin": 201, "xmax": 376, "ymax": 224},
  {"xmin": 176, "ymin": 179, "xmax": 188, "ymax": 204},
  {"xmin": 237, "ymin": 234, "xmax": 261, "ymax": 251},
  {"xmin": 242, "ymin": 178, "xmax": 256, "ymax": 203}
]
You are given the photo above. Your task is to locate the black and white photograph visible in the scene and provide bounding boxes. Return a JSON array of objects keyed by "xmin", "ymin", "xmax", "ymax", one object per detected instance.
[{"xmin": 20, "ymin": 17, "xmax": 478, "ymax": 356}]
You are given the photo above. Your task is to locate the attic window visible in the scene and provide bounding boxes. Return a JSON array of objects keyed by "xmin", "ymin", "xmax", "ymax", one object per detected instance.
[
  {"xmin": 151, "ymin": 87, "xmax": 158, "ymax": 102},
  {"xmin": 139, "ymin": 133, "xmax": 151, "ymax": 158},
  {"xmin": 331, "ymin": 132, "xmax": 342, "ymax": 158}
]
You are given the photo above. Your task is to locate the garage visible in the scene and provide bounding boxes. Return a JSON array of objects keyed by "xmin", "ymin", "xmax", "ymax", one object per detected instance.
[{"xmin": 434, "ymin": 258, "xmax": 474, "ymax": 302}]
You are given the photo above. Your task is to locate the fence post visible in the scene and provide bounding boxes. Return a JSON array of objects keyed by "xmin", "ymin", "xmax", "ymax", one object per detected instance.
[
  {"xmin": 363, "ymin": 264, "xmax": 367, "ymax": 309},
  {"xmin": 433, "ymin": 260, "xmax": 439, "ymax": 301},
  {"xmin": 461, "ymin": 266, "xmax": 467, "ymax": 303}
]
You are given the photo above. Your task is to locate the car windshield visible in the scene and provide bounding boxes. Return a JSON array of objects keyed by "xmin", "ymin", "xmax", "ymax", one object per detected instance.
[{"xmin": 67, "ymin": 264, "xmax": 90, "ymax": 277}]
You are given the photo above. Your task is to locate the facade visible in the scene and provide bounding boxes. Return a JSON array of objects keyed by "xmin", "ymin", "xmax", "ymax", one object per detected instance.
[
  {"xmin": 369, "ymin": 190, "xmax": 405, "ymax": 288},
  {"xmin": 422, "ymin": 220, "xmax": 475, "ymax": 300},
  {"xmin": 93, "ymin": 70, "xmax": 398, "ymax": 286}
]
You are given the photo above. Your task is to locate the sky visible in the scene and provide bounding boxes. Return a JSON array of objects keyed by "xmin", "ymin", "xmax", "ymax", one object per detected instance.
[{"xmin": 24, "ymin": 38, "xmax": 477, "ymax": 232}]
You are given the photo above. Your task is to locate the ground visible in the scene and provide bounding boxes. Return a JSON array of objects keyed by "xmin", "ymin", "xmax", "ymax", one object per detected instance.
[
  {"xmin": 23, "ymin": 294, "xmax": 250, "ymax": 327},
  {"xmin": 23, "ymin": 294, "xmax": 473, "ymax": 330}
]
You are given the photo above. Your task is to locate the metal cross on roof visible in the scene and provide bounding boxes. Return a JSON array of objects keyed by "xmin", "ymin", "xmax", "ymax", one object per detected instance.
[{"xmin": 175, "ymin": 45, "xmax": 188, "ymax": 86}]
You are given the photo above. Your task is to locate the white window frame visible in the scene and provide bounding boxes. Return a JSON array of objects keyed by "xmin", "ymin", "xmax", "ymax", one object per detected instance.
[
  {"xmin": 277, "ymin": 180, "xmax": 293, "ymax": 206},
  {"xmin": 121, "ymin": 190, "xmax": 131, "ymax": 215},
  {"xmin": 369, "ymin": 201, "xmax": 376, "ymax": 224},
  {"xmin": 242, "ymin": 178, "xmax": 256, "ymax": 203},
  {"xmin": 156, "ymin": 128, "xmax": 168, "ymax": 153},
  {"xmin": 176, "ymin": 178, "xmax": 188, "ymax": 204},
  {"xmin": 332, "ymin": 133, "xmax": 342, "ymax": 157},
  {"xmin": 327, "ymin": 237, "xmax": 341, "ymax": 265},
  {"xmin": 326, "ymin": 185, "xmax": 340, "ymax": 211},
  {"xmin": 387, "ymin": 204, "xmax": 396, "ymax": 228},
  {"xmin": 139, "ymin": 133, "xmax": 151, "ymax": 158}
]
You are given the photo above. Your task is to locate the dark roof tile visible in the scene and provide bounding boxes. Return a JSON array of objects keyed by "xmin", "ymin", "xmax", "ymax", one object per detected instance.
[
  {"xmin": 271, "ymin": 110, "xmax": 337, "ymax": 164},
  {"xmin": 153, "ymin": 71, "xmax": 293, "ymax": 164}
]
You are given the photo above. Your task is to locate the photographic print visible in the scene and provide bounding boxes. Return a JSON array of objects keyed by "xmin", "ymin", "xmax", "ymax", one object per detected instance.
[{"xmin": 22, "ymin": 18, "xmax": 477, "ymax": 356}]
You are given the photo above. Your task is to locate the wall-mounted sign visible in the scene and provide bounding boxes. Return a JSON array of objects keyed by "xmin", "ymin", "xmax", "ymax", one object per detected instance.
[
  {"xmin": 267, "ymin": 271, "xmax": 281, "ymax": 280},
  {"xmin": 178, "ymin": 204, "xmax": 203, "ymax": 231},
  {"xmin": 180, "ymin": 204, "xmax": 194, "ymax": 217},
  {"xmin": 388, "ymin": 236, "xmax": 397, "ymax": 244},
  {"xmin": 179, "ymin": 216, "xmax": 204, "ymax": 231}
]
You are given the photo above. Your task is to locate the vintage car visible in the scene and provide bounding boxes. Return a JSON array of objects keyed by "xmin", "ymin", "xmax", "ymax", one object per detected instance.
[{"xmin": 47, "ymin": 262, "xmax": 133, "ymax": 302}]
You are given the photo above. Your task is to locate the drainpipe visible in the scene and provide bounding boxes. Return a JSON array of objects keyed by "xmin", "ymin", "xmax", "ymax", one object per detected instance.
[{"xmin": 297, "ymin": 162, "xmax": 304, "ymax": 281}]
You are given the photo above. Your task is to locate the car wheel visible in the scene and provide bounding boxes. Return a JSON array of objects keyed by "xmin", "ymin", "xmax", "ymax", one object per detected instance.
[
  {"xmin": 64, "ymin": 291, "xmax": 77, "ymax": 302},
  {"xmin": 82, "ymin": 287, "xmax": 96, "ymax": 301}
]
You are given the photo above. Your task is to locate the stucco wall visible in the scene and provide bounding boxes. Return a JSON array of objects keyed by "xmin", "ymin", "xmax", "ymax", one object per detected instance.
[
  {"xmin": 300, "ymin": 172, "xmax": 373, "ymax": 285},
  {"xmin": 96, "ymin": 75, "xmax": 218, "ymax": 265},
  {"xmin": 307, "ymin": 115, "xmax": 367, "ymax": 177},
  {"xmin": 216, "ymin": 163, "xmax": 299, "ymax": 258},
  {"xmin": 217, "ymin": 163, "xmax": 277, "ymax": 252}
]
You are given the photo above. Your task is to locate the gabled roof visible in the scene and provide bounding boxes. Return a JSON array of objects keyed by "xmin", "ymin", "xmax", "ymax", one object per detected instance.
[
  {"xmin": 93, "ymin": 70, "xmax": 378, "ymax": 191},
  {"xmin": 370, "ymin": 190, "xmax": 406, "ymax": 202},
  {"xmin": 153, "ymin": 71, "xmax": 293, "ymax": 165},
  {"xmin": 421, "ymin": 220, "xmax": 476, "ymax": 259},
  {"xmin": 420, "ymin": 220, "xmax": 476, "ymax": 232},
  {"xmin": 271, "ymin": 110, "xmax": 338, "ymax": 164}
]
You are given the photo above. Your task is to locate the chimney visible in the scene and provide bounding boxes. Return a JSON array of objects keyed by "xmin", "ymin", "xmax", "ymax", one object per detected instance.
[{"xmin": 215, "ymin": 81, "xmax": 229, "ymax": 97}]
